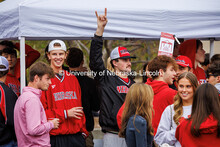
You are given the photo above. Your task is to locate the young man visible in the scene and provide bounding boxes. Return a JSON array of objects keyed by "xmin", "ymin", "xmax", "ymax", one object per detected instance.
[
  {"xmin": 89, "ymin": 9, "xmax": 135, "ymax": 147},
  {"xmin": 14, "ymin": 62, "xmax": 59, "ymax": 147},
  {"xmin": 41, "ymin": 40, "xmax": 88, "ymax": 147},
  {"xmin": 146, "ymin": 55, "xmax": 177, "ymax": 134},
  {"xmin": 179, "ymin": 39, "xmax": 206, "ymax": 84},
  {"xmin": 0, "ymin": 56, "xmax": 18, "ymax": 146},
  {"xmin": 66, "ymin": 47, "xmax": 100, "ymax": 147},
  {"xmin": 1, "ymin": 47, "xmax": 21, "ymax": 96},
  {"xmin": 169, "ymin": 55, "xmax": 193, "ymax": 90},
  {"xmin": 0, "ymin": 40, "xmax": 40, "ymax": 81},
  {"xmin": 206, "ymin": 60, "xmax": 220, "ymax": 94}
]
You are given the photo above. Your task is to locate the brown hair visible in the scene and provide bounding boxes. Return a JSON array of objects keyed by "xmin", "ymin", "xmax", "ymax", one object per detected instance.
[
  {"xmin": 29, "ymin": 62, "xmax": 55, "ymax": 82},
  {"xmin": 173, "ymin": 72, "xmax": 198, "ymax": 125},
  {"xmin": 119, "ymin": 83, "xmax": 154, "ymax": 137},
  {"xmin": 190, "ymin": 83, "xmax": 220, "ymax": 137},
  {"xmin": 148, "ymin": 55, "xmax": 178, "ymax": 80}
]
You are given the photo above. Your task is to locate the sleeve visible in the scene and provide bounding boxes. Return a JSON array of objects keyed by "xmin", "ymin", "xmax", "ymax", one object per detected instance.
[
  {"xmin": 154, "ymin": 106, "xmax": 177, "ymax": 146},
  {"xmin": 25, "ymin": 99, "xmax": 53, "ymax": 136},
  {"xmin": 135, "ymin": 118, "xmax": 147, "ymax": 147},
  {"xmin": 41, "ymin": 90, "xmax": 66, "ymax": 123},
  {"xmin": 15, "ymin": 43, "xmax": 40, "ymax": 68},
  {"xmin": 126, "ymin": 116, "xmax": 147, "ymax": 147},
  {"xmin": 89, "ymin": 35, "xmax": 106, "ymax": 75},
  {"xmin": 117, "ymin": 103, "xmax": 125, "ymax": 129}
]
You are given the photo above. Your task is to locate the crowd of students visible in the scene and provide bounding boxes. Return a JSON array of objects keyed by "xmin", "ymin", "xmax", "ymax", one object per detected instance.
[{"xmin": 0, "ymin": 8, "xmax": 220, "ymax": 147}]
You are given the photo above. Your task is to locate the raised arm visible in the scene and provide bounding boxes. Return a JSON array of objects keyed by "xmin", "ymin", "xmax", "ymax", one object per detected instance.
[{"xmin": 89, "ymin": 8, "xmax": 108, "ymax": 73}]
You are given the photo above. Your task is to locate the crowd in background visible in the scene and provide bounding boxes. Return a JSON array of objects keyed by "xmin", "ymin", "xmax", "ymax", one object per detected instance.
[{"xmin": 0, "ymin": 8, "xmax": 220, "ymax": 147}]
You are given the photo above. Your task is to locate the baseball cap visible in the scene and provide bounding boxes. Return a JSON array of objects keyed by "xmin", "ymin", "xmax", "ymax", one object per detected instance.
[
  {"xmin": 48, "ymin": 40, "xmax": 66, "ymax": 52},
  {"xmin": 110, "ymin": 46, "xmax": 136, "ymax": 60},
  {"xmin": 175, "ymin": 55, "xmax": 192, "ymax": 68},
  {"xmin": 0, "ymin": 56, "xmax": 9, "ymax": 71}
]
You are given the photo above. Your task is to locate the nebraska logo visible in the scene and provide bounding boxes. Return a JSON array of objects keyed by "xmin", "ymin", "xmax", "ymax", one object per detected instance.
[
  {"xmin": 117, "ymin": 86, "xmax": 129, "ymax": 93},
  {"xmin": 54, "ymin": 91, "xmax": 77, "ymax": 101}
]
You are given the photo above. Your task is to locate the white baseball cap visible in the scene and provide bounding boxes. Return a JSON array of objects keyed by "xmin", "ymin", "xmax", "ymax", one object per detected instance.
[
  {"xmin": 110, "ymin": 46, "xmax": 136, "ymax": 60},
  {"xmin": 0, "ymin": 56, "xmax": 9, "ymax": 71},
  {"xmin": 48, "ymin": 40, "xmax": 66, "ymax": 52}
]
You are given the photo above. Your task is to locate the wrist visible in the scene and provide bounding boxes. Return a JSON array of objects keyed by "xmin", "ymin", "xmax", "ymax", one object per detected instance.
[{"xmin": 95, "ymin": 28, "xmax": 104, "ymax": 36}]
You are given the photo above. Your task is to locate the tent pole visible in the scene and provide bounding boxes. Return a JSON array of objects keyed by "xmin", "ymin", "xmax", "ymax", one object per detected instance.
[
  {"xmin": 210, "ymin": 39, "xmax": 214, "ymax": 59},
  {"xmin": 19, "ymin": 37, "xmax": 26, "ymax": 94}
]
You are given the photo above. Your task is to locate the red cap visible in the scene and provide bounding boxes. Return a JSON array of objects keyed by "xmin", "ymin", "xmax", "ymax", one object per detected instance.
[
  {"xmin": 110, "ymin": 46, "xmax": 136, "ymax": 60},
  {"xmin": 175, "ymin": 55, "xmax": 192, "ymax": 68}
]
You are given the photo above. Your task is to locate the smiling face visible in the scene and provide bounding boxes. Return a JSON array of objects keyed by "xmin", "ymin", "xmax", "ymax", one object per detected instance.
[
  {"xmin": 178, "ymin": 77, "xmax": 194, "ymax": 105},
  {"xmin": 47, "ymin": 50, "xmax": 66, "ymax": 73}
]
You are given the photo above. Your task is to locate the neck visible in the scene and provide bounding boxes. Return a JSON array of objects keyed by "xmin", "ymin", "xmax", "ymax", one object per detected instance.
[
  {"xmin": 182, "ymin": 99, "xmax": 193, "ymax": 106},
  {"xmin": 9, "ymin": 68, "xmax": 15, "ymax": 75},
  {"xmin": 0, "ymin": 76, "xmax": 7, "ymax": 83},
  {"xmin": 115, "ymin": 69, "xmax": 128, "ymax": 78},
  {"xmin": 194, "ymin": 60, "xmax": 199, "ymax": 69},
  {"xmin": 154, "ymin": 76, "xmax": 165, "ymax": 82},
  {"xmin": 28, "ymin": 82, "xmax": 38, "ymax": 89},
  {"xmin": 51, "ymin": 65, "xmax": 62, "ymax": 74}
]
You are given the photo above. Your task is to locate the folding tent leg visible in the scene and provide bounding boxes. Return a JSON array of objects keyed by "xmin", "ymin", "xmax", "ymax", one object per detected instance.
[
  {"xmin": 19, "ymin": 37, "xmax": 26, "ymax": 94},
  {"xmin": 210, "ymin": 39, "xmax": 214, "ymax": 59}
]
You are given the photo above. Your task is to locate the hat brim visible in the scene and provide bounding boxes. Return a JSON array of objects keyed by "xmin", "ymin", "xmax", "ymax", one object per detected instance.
[
  {"xmin": 176, "ymin": 62, "xmax": 190, "ymax": 68},
  {"xmin": 119, "ymin": 56, "xmax": 136, "ymax": 59}
]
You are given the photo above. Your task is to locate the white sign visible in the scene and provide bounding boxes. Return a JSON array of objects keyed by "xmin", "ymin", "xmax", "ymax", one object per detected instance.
[{"xmin": 158, "ymin": 32, "xmax": 175, "ymax": 57}]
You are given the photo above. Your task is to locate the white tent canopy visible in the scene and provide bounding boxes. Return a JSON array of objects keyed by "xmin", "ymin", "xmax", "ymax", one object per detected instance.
[
  {"xmin": 1, "ymin": 0, "xmax": 220, "ymax": 40},
  {"xmin": 0, "ymin": 0, "xmax": 220, "ymax": 91}
]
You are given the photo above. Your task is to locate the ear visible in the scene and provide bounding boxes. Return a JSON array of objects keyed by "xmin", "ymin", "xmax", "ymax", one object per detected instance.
[
  {"xmin": 112, "ymin": 60, "xmax": 118, "ymax": 67},
  {"xmin": 64, "ymin": 52, "xmax": 67, "ymax": 60},
  {"xmin": 159, "ymin": 69, "xmax": 164, "ymax": 77},
  {"xmin": 47, "ymin": 52, "xmax": 51, "ymax": 60},
  {"xmin": 34, "ymin": 75, "xmax": 40, "ymax": 82}
]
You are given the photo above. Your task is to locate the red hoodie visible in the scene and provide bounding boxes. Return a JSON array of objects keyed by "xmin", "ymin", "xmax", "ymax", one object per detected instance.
[
  {"xmin": 176, "ymin": 115, "xmax": 220, "ymax": 147},
  {"xmin": 179, "ymin": 39, "xmax": 206, "ymax": 84},
  {"xmin": 146, "ymin": 78, "xmax": 177, "ymax": 135}
]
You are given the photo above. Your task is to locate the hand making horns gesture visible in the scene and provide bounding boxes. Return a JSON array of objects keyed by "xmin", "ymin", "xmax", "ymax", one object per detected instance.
[{"xmin": 95, "ymin": 8, "xmax": 108, "ymax": 36}]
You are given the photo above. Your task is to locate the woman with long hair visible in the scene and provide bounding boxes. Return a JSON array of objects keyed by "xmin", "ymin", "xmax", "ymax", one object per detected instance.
[
  {"xmin": 176, "ymin": 83, "xmax": 220, "ymax": 147},
  {"xmin": 155, "ymin": 72, "xmax": 198, "ymax": 146},
  {"xmin": 119, "ymin": 83, "xmax": 154, "ymax": 147}
]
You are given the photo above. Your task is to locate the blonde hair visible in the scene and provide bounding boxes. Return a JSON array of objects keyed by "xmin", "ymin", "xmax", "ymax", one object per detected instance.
[
  {"xmin": 173, "ymin": 72, "xmax": 198, "ymax": 125},
  {"xmin": 119, "ymin": 83, "xmax": 154, "ymax": 137},
  {"xmin": 107, "ymin": 57, "xmax": 114, "ymax": 72}
]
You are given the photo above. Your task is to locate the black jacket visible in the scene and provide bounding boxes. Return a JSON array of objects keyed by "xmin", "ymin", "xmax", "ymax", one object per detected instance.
[
  {"xmin": 0, "ymin": 82, "xmax": 18, "ymax": 145},
  {"xmin": 70, "ymin": 72, "xmax": 100, "ymax": 132},
  {"xmin": 89, "ymin": 35, "xmax": 135, "ymax": 132}
]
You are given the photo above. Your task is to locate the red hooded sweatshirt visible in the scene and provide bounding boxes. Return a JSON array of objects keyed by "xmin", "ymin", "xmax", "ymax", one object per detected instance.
[
  {"xmin": 146, "ymin": 78, "xmax": 177, "ymax": 135},
  {"xmin": 176, "ymin": 114, "xmax": 220, "ymax": 147},
  {"xmin": 179, "ymin": 39, "xmax": 206, "ymax": 84}
]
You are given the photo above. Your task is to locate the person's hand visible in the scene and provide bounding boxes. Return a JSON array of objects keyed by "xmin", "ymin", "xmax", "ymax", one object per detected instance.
[
  {"xmin": 67, "ymin": 107, "xmax": 83, "ymax": 119},
  {"xmin": 95, "ymin": 8, "xmax": 108, "ymax": 36},
  {"xmin": 50, "ymin": 118, "xmax": 59, "ymax": 129}
]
